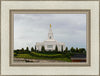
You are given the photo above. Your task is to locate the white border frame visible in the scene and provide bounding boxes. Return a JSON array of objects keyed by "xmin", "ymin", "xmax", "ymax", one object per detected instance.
[{"xmin": 1, "ymin": 1, "xmax": 99, "ymax": 76}]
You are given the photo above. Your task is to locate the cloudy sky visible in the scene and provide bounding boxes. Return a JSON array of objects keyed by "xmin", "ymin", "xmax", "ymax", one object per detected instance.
[{"xmin": 14, "ymin": 14, "xmax": 86, "ymax": 50}]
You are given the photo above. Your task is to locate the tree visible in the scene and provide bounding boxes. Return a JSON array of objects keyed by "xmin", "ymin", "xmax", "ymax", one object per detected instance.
[
  {"xmin": 21, "ymin": 48, "xmax": 24, "ymax": 54},
  {"xmin": 35, "ymin": 46, "xmax": 36, "ymax": 52},
  {"xmin": 31, "ymin": 47, "xmax": 34, "ymax": 52},
  {"xmin": 79, "ymin": 48, "xmax": 86, "ymax": 53},
  {"xmin": 70, "ymin": 47, "xmax": 75, "ymax": 53},
  {"xmin": 64, "ymin": 47, "xmax": 68, "ymax": 53},
  {"xmin": 26, "ymin": 47, "xmax": 29, "ymax": 51},
  {"xmin": 61, "ymin": 45, "xmax": 63, "ymax": 52},
  {"xmin": 75, "ymin": 47, "xmax": 79, "ymax": 53},
  {"xmin": 55, "ymin": 45, "xmax": 58, "ymax": 52},
  {"xmin": 21, "ymin": 48, "xmax": 24, "ymax": 51},
  {"xmin": 41, "ymin": 46, "xmax": 45, "ymax": 53}
]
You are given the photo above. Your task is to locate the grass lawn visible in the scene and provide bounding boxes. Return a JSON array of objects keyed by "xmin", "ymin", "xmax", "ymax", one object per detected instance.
[{"xmin": 15, "ymin": 53, "xmax": 71, "ymax": 62}]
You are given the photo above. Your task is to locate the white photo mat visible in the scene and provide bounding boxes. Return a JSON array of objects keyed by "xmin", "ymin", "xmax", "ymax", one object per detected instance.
[{"xmin": 1, "ymin": 1, "xmax": 99, "ymax": 76}]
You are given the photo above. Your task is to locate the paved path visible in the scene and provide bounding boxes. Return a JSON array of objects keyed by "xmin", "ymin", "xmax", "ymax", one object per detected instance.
[{"xmin": 14, "ymin": 58, "xmax": 67, "ymax": 63}]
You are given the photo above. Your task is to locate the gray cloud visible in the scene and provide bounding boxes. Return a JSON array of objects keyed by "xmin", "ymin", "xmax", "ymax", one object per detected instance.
[{"xmin": 14, "ymin": 14, "xmax": 86, "ymax": 50}]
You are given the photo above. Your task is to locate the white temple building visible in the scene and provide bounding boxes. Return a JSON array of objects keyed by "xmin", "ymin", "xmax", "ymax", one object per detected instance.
[{"xmin": 36, "ymin": 24, "xmax": 65, "ymax": 51}]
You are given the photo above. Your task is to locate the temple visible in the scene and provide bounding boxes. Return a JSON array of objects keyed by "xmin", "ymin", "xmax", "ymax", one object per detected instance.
[{"xmin": 36, "ymin": 24, "xmax": 65, "ymax": 51}]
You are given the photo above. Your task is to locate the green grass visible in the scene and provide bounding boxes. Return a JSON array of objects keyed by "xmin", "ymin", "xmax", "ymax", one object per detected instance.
[
  {"xmin": 31, "ymin": 52, "xmax": 63, "ymax": 58},
  {"xmin": 15, "ymin": 53, "xmax": 71, "ymax": 62},
  {"xmin": 16, "ymin": 54, "xmax": 34, "ymax": 59}
]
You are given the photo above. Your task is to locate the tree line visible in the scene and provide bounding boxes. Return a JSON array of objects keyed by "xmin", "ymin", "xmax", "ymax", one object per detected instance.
[{"xmin": 14, "ymin": 45, "xmax": 86, "ymax": 55}]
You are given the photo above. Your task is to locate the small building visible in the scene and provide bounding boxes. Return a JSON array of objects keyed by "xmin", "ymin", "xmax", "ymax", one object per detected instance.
[
  {"xmin": 71, "ymin": 54, "xmax": 86, "ymax": 62},
  {"xmin": 36, "ymin": 24, "xmax": 65, "ymax": 51}
]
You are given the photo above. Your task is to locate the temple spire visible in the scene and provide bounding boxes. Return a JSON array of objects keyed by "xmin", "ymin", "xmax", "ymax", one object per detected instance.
[
  {"xmin": 48, "ymin": 24, "xmax": 54, "ymax": 40},
  {"xmin": 50, "ymin": 24, "xmax": 51, "ymax": 28}
]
